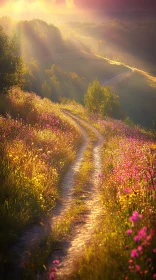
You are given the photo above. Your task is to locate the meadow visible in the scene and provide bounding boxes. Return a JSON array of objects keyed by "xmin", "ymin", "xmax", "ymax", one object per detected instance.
[
  {"xmin": 66, "ymin": 105, "xmax": 156, "ymax": 280},
  {"xmin": 0, "ymin": 88, "xmax": 82, "ymax": 268},
  {"xmin": 0, "ymin": 91, "xmax": 156, "ymax": 280}
]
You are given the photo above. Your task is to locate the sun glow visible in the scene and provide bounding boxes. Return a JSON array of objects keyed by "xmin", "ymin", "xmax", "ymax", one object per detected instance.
[
  {"xmin": 0, "ymin": 0, "xmax": 76, "ymax": 21},
  {"xmin": 65, "ymin": 0, "xmax": 75, "ymax": 9}
]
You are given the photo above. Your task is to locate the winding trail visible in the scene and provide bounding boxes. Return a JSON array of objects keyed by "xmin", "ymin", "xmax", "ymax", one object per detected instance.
[
  {"xmin": 46, "ymin": 111, "xmax": 104, "ymax": 279},
  {"xmin": 11, "ymin": 111, "xmax": 104, "ymax": 280},
  {"xmin": 11, "ymin": 112, "xmax": 90, "ymax": 267}
]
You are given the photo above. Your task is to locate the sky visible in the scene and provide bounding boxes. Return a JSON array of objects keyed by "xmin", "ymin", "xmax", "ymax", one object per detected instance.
[
  {"xmin": 0, "ymin": 0, "xmax": 156, "ymax": 22},
  {"xmin": 0, "ymin": 0, "xmax": 156, "ymax": 11}
]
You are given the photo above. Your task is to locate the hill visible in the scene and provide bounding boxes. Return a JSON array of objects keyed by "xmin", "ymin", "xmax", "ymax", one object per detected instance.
[
  {"xmin": 0, "ymin": 17, "xmax": 156, "ymax": 128},
  {"xmin": 0, "ymin": 88, "xmax": 156, "ymax": 279}
]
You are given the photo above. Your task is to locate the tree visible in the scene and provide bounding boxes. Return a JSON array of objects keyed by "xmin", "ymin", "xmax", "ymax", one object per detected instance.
[
  {"xmin": 41, "ymin": 81, "xmax": 52, "ymax": 99},
  {"xmin": 0, "ymin": 26, "xmax": 25, "ymax": 93},
  {"xmin": 84, "ymin": 79, "xmax": 123, "ymax": 118}
]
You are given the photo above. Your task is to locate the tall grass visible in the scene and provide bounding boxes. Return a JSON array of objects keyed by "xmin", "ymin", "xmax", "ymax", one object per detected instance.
[
  {"xmin": 70, "ymin": 115, "xmax": 156, "ymax": 280},
  {"xmin": 61, "ymin": 103, "xmax": 156, "ymax": 280},
  {"xmin": 0, "ymin": 88, "xmax": 82, "ymax": 265}
]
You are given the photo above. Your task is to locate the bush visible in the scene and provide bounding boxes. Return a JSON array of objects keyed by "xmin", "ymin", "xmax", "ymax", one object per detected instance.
[{"xmin": 84, "ymin": 79, "xmax": 123, "ymax": 118}]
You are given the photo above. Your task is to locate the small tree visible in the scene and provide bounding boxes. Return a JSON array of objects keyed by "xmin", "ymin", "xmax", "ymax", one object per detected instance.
[
  {"xmin": 84, "ymin": 79, "xmax": 123, "ymax": 118},
  {"xmin": 84, "ymin": 79, "xmax": 104, "ymax": 115},
  {"xmin": 0, "ymin": 26, "xmax": 25, "ymax": 93}
]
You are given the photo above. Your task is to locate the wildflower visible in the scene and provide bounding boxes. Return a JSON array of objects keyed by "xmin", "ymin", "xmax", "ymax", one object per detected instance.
[
  {"xmin": 138, "ymin": 227, "xmax": 147, "ymax": 239},
  {"xmin": 135, "ymin": 264, "xmax": 140, "ymax": 272},
  {"xmin": 129, "ymin": 211, "xmax": 142, "ymax": 223},
  {"xmin": 153, "ymin": 274, "xmax": 156, "ymax": 279},
  {"xmin": 49, "ymin": 270, "xmax": 55, "ymax": 280},
  {"xmin": 134, "ymin": 235, "xmax": 140, "ymax": 242},
  {"xmin": 53, "ymin": 260, "xmax": 60, "ymax": 264},
  {"xmin": 131, "ymin": 249, "xmax": 138, "ymax": 258},
  {"xmin": 124, "ymin": 188, "xmax": 131, "ymax": 194},
  {"xmin": 137, "ymin": 246, "xmax": 142, "ymax": 251},
  {"xmin": 153, "ymin": 248, "xmax": 156, "ymax": 253},
  {"xmin": 126, "ymin": 229, "xmax": 132, "ymax": 235}
]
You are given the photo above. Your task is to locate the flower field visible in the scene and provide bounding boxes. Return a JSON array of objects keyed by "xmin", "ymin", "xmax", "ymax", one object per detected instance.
[
  {"xmin": 0, "ymin": 94, "xmax": 156, "ymax": 279},
  {"xmin": 0, "ymin": 88, "xmax": 82, "ymax": 264},
  {"xmin": 70, "ymin": 113, "xmax": 156, "ymax": 279}
]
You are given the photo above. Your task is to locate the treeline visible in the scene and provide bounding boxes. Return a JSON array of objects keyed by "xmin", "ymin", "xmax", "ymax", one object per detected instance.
[{"xmin": 0, "ymin": 17, "xmax": 87, "ymax": 102}]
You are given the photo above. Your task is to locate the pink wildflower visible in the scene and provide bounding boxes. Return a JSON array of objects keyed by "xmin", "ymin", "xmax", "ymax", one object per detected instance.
[
  {"xmin": 137, "ymin": 246, "xmax": 142, "ymax": 251},
  {"xmin": 126, "ymin": 229, "xmax": 132, "ymax": 235},
  {"xmin": 153, "ymin": 274, "xmax": 156, "ymax": 279},
  {"xmin": 138, "ymin": 227, "xmax": 147, "ymax": 238},
  {"xmin": 53, "ymin": 260, "xmax": 60, "ymax": 264},
  {"xmin": 153, "ymin": 248, "xmax": 156, "ymax": 253},
  {"xmin": 135, "ymin": 264, "xmax": 140, "ymax": 272},
  {"xmin": 131, "ymin": 249, "xmax": 138, "ymax": 258},
  {"xmin": 49, "ymin": 270, "xmax": 55, "ymax": 280},
  {"xmin": 124, "ymin": 188, "xmax": 131, "ymax": 194},
  {"xmin": 134, "ymin": 235, "xmax": 140, "ymax": 242},
  {"xmin": 129, "ymin": 211, "xmax": 142, "ymax": 223}
]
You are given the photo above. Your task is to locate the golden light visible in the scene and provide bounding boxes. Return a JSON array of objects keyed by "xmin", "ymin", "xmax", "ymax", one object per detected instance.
[
  {"xmin": 65, "ymin": 0, "xmax": 75, "ymax": 9},
  {"xmin": 0, "ymin": 0, "xmax": 77, "ymax": 21}
]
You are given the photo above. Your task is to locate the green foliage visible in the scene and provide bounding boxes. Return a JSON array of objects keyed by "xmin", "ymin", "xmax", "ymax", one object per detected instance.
[
  {"xmin": 124, "ymin": 117, "xmax": 135, "ymax": 127},
  {"xmin": 84, "ymin": 79, "xmax": 123, "ymax": 118},
  {"xmin": 0, "ymin": 26, "xmax": 25, "ymax": 93}
]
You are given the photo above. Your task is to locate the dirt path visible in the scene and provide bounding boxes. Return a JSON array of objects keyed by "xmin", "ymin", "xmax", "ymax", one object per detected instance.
[
  {"xmin": 11, "ymin": 113, "xmax": 90, "ymax": 267},
  {"xmin": 11, "ymin": 111, "xmax": 104, "ymax": 280},
  {"xmin": 46, "ymin": 112, "xmax": 104, "ymax": 279}
]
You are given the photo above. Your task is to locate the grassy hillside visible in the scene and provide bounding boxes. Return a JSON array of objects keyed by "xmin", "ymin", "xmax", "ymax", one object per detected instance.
[
  {"xmin": 0, "ymin": 17, "xmax": 126, "ymax": 103},
  {"xmin": 114, "ymin": 72, "xmax": 156, "ymax": 128},
  {"xmin": 1, "ymin": 16, "xmax": 156, "ymax": 128},
  {"xmin": 63, "ymin": 103, "xmax": 156, "ymax": 280},
  {"xmin": 0, "ymin": 89, "xmax": 156, "ymax": 279},
  {"xmin": 0, "ymin": 88, "xmax": 82, "ymax": 262},
  {"xmin": 66, "ymin": 17, "xmax": 156, "ymax": 75}
]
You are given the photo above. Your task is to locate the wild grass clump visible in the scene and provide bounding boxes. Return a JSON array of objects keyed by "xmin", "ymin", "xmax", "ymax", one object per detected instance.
[
  {"xmin": 0, "ymin": 87, "xmax": 82, "ymax": 264},
  {"xmin": 71, "ymin": 116, "xmax": 156, "ymax": 280}
]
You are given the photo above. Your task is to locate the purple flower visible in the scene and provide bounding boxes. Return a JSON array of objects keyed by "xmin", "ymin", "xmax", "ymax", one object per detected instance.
[{"xmin": 131, "ymin": 249, "xmax": 138, "ymax": 258}]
